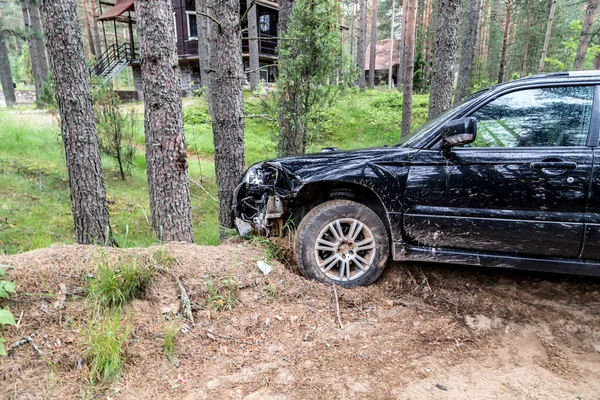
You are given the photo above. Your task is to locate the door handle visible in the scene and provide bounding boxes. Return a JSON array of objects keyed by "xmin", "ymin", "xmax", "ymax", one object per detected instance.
[{"xmin": 530, "ymin": 161, "xmax": 577, "ymax": 170}]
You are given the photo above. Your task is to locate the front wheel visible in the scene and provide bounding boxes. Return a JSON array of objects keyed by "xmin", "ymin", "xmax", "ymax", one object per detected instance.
[{"xmin": 294, "ymin": 200, "xmax": 390, "ymax": 288}]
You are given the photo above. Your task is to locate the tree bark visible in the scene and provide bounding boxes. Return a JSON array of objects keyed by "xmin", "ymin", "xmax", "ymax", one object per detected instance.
[
  {"xmin": 22, "ymin": 1, "xmax": 49, "ymax": 104},
  {"xmin": 39, "ymin": 0, "xmax": 113, "ymax": 245},
  {"xmin": 208, "ymin": 0, "xmax": 245, "ymax": 232},
  {"xmin": 428, "ymin": 0, "xmax": 460, "ymax": 119},
  {"xmin": 82, "ymin": 0, "xmax": 96, "ymax": 57},
  {"xmin": 397, "ymin": 0, "xmax": 408, "ymax": 91},
  {"xmin": 401, "ymin": 0, "xmax": 418, "ymax": 138},
  {"xmin": 497, "ymin": 0, "xmax": 513, "ymax": 83},
  {"xmin": 388, "ymin": 0, "xmax": 395, "ymax": 89},
  {"xmin": 0, "ymin": 23, "xmax": 16, "ymax": 107},
  {"xmin": 90, "ymin": 0, "xmax": 102, "ymax": 55},
  {"xmin": 356, "ymin": 0, "xmax": 367, "ymax": 90},
  {"xmin": 520, "ymin": 0, "xmax": 534, "ymax": 77},
  {"xmin": 574, "ymin": 0, "xmax": 599, "ymax": 70},
  {"xmin": 247, "ymin": 0, "xmax": 260, "ymax": 91},
  {"xmin": 368, "ymin": 0, "xmax": 378, "ymax": 89},
  {"xmin": 196, "ymin": 0, "xmax": 212, "ymax": 89},
  {"xmin": 538, "ymin": 0, "xmax": 557, "ymax": 73},
  {"xmin": 136, "ymin": 0, "xmax": 194, "ymax": 242},
  {"xmin": 454, "ymin": 0, "xmax": 480, "ymax": 104}
]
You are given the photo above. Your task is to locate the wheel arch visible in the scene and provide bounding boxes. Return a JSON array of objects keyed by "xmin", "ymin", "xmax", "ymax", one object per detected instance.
[{"xmin": 290, "ymin": 180, "xmax": 391, "ymax": 236}]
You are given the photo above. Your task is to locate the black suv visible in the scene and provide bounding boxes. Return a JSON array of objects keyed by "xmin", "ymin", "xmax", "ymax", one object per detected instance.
[{"xmin": 234, "ymin": 72, "xmax": 600, "ymax": 287}]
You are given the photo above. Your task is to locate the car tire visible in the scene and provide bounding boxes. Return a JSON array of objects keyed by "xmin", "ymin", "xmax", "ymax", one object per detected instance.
[{"xmin": 294, "ymin": 200, "xmax": 390, "ymax": 288}]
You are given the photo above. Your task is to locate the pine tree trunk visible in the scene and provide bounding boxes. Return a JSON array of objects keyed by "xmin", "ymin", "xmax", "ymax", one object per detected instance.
[
  {"xmin": 83, "ymin": 0, "xmax": 96, "ymax": 57},
  {"xmin": 196, "ymin": 0, "xmax": 212, "ymax": 88},
  {"xmin": 397, "ymin": 0, "xmax": 408, "ymax": 91},
  {"xmin": 401, "ymin": 0, "xmax": 418, "ymax": 137},
  {"xmin": 454, "ymin": 0, "xmax": 480, "ymax": 104},
  {"xmin": 539, "ymin": 0, "xmax": 557, "ymax": 73},
  {"xmin": 136, "ymin": 0, "xmax": 194, "ymax": 242},
  {"xmin": 497, "ymin": 0, "xmax": 513, "ymax": 84},
  {"xmin": 39, "ymin": 0, "xmax": 113, "ymax": 245},
  {"xmin": 574, "ymin": 0, "xmax": 599, "ymax": 70},
  {"xmin": 90, "ymin": 0, "xmax": 102, "ymax": 55},
  {"xmin": 278, "ymin": 0, "xmax": 304, "ymax": 156},
  {"xmin": 388, "ymin": 0, "xmax": 395, "ymax": 89},
  {"xmin": 520, "ymin": 0, "xmax": 534, "ymax": 77},
  {"xmin": 247, "ymin": 0, "xmax": 260, "ymax": 91},
  {"xmin": 368, "ymin": 0, "xmax": 378, "ymax": 89},
  {"xmin": 356, "ymin": 0, "xmax": 367, "ymax": 90},
  {"xmin": 428, "ymin": 0, "xmax": 460, "ymax": 119},
  {"xmin": 22, "ymin": 1, "xmax": 49, "ymax": 104},
  {"xmin": 0, "ymin": 25, "xmax": 16, "ymax": 107},
  {"xmin": 208, "ymin": 0, "xmax": 245, "ymax": 232}
]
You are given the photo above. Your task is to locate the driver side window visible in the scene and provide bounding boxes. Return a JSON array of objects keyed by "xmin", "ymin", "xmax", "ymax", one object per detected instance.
[{"xmin": 470, "ymin": 86, "xmax": 594, "ymax": 148}]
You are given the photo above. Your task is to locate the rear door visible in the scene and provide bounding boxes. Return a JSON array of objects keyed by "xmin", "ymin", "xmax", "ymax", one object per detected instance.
[{"xmin": 404, "ymin": 85, "xmax": 596, "ymax": 258}]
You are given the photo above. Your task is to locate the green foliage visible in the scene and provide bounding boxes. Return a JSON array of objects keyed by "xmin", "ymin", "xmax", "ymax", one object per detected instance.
[
  {"xmin": 276, "ymin": 0, "xmax": 355, "ymax": 154},
  {"xmin": 19, "ymin": 44, "xmax": 32, "ymax": 84},
  {"xmin": 0, "ymin": 266, "xmax": 16, "ymax": 356},
  {"xmin": 85, "ymin": 310, "xmax": 130, "ymax": 384},
  {"xmin": 162, "ymin": 323, "xmax": 178, "ymax": 360},
  {"xmin": 92, "ymin": 85, "xmax": 137, "ymax": 180},
  {"xmin": 38, "ymin": 73, "xmax": 57, "ymax": 110},
  {"xmin": 88, "ymin": 258, "xmax": 154, "ymax": 309},
  {"xmin": 183, "ymin": 100, "xmax": 211, "ymax": 125}
]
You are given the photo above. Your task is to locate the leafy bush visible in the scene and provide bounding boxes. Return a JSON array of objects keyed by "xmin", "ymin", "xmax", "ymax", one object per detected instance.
[
  {"xmin": 0, "ymin": 266, "xmax": 16, "ymax": 356},
  {"xmin": 183, "ymin": 100, "xmax": 211, "ymax": 125}
]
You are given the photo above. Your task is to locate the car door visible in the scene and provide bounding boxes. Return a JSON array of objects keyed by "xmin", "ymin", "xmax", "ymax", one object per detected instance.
[{"xmin": 403, "ymin": 85, "xmax": 596, "ymax": 259}]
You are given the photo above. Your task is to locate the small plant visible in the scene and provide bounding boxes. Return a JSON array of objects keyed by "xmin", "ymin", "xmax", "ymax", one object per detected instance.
[
  {"xmin": 88, "ymin": 258, "xmax": 154, "ymax": 308},
  {"xmin": 162, "ymin": 323, "xmax": 178, "ymax": 360},
  {"xmin": 0, "ymin": 266, "xmax": 16, "ymax": 356},
  {"xmin": 203, "ymin": 272, "xmax": 238, "ymax": 311},
  {"xmin": 261, "ymin": 284, "xmax": 277, "ymax": 300},
  {"xmin": 149, "ymin": 247, "xmax": 175, "ymax": 268},
  {"xmin": 85, "ymin": 310, "xmax": 130, "ymax": 384}
]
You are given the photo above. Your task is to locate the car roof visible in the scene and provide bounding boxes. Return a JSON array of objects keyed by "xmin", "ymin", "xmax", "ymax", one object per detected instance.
[{"xmin": 489, "ymin": 71, "xmax": 600, "ymax": 93}]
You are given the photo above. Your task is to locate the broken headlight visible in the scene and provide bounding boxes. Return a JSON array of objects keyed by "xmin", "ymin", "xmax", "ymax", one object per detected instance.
[{"xmin": 244, "ymin": 163, "xmax": 280, "ymax": 186}]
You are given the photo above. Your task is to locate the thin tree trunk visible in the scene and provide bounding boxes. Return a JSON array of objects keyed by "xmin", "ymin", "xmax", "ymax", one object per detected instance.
[
  {"xmin": 83, "ymin": 0, "xmax": 96, "ymax": 57},
  {"xmin": 137, "ymin": 0, "xmax": 194, "ymax": 242},
  {"xmin": 22, "ymin": 1, "xmax": 49, "ymax": 104},
  {"xmin": 208, "ymin": 0, "xmax": 245, "ymax": 232},
  {"xmin": 196, "ymin": 0, "xmax": 212, "ymax": 89},
  {"xmin": 247, "ymin": 0, "xmax": 260, "ymax": 91},
  {"xmin": 368, "ymin": 0, "xmax": 378, "ymax": 89},
  {"xmin": 454, "ymin": 0, "xmax": 480, "ymax": 105},
  {"xmin": 539, "ymin": 0, "xmax": 557, "ymax": 73},
  {"xmin": 497, "ymin": 0, "xmax": 513, "ymax": 84},
  {"xmin": 401, "ymin": 0, "xmax": 418, "ymax": 138},
  {"xmin": 357, "ymin": 0, "xmax": 367, "ymax": 90},
  {"xmin": 574, "ymin": 0, "xmax": 599, "ymax": 70},
  {"xmin": 428, "ymin": 0, "xmax": 460, "ymax": 119},
  {"xmin": 0, "ymin": 24, "xmax": 16, "ymax": 107},
  {"xmin": 422, "ymin": 0, "xmax": 433, "ymax": 83},
  {"xmin": 520, "ymin": 0, "xmax": 534, "ymax": 77},
  {"xmin": 39, "ymin": 0, "xmax": 113, "ymax": 245},
  {"xmin": 388, "ymin": 0, "xmax": 395, "ymax": 89},
  {"xmin": 90, "ymin": 0, "xmax": 102, "ymax": 55},
  {"xmin": 350, "ymin": 0, "xmax": 356, "ymax": 60},
  {"xmin": 397, "ymin": 0, "xmax": 408, "ymax": 91}
]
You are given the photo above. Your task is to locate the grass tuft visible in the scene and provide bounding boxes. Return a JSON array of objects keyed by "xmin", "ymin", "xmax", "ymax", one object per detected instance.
[{"xmin": 88, "ymin": 258, "xmax": 154, "ymax": 308}]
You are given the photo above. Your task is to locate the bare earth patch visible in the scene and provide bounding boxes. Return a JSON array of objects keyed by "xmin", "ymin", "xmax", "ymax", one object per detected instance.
[{"xmin": 0, "ymin": 242, "xmax": 599, "ymax": 399}]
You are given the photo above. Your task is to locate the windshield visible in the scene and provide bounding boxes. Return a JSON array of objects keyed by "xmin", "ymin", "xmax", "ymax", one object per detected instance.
[{"xmin": 397, "ymin": 89, "xmax": 489, "ymax": 148}]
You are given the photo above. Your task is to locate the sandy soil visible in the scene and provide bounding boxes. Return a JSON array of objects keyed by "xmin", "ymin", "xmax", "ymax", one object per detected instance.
[{"xmin": 0, "ymin": 241, "xmax": 599, "ymax": 399}]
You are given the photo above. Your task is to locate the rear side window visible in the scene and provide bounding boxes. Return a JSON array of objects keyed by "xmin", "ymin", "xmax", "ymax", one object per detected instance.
[{"xmin": 470, "ymin": 86, "xmax": 594, "ymax": 148}]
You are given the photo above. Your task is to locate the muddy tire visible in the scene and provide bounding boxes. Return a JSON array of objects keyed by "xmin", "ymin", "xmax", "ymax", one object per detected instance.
[{"xmin": 294, "ymin": 200, "xmax": 390, "ymax": 288}]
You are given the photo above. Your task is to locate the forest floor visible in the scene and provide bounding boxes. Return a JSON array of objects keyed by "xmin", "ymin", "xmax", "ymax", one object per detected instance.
[{"xmin": 1, "ymin": 241, "xmax": 599, "ymax": 399}]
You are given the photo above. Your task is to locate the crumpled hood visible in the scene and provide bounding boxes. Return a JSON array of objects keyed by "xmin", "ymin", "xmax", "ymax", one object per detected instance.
[{"xmin": 269, "ymin": 146, "xmax": 417, "ymax": 183}]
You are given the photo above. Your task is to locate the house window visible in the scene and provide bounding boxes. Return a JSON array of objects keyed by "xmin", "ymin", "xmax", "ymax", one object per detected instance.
[
  {"xmin": 259, "ymin": 14, "xmax": 270, "ymax": 33},
  {"xmin": 187, "ymin": 12, "xmax": 198, "ymax": 40},
  {"xmin": 258, "ymin": 8, "xmax": 277, "ymax": 36}
]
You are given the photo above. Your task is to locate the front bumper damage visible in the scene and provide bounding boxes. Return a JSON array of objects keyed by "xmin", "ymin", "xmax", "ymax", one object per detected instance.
[{"xmin": 233, "ymin": 162, "xmax": 301, "ymax": 237}]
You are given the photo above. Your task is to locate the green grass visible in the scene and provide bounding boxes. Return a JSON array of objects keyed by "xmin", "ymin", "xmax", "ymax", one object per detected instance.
[
  {"xmin": 0, "ymin": 89, "xmax": 429, "ymax": 254},
  {"xmin": 88, "ymin": 257, "xmax": 154, "ymax": 309}
]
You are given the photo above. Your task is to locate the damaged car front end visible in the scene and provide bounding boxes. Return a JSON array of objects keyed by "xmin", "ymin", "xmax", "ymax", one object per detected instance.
[{"xmin": 233, "ymin": 161, "xmax": 302, "ymax": 237}]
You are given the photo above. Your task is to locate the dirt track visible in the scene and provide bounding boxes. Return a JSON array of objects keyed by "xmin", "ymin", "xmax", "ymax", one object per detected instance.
[{"xmin": 0, "ymin": 242, "xmax": 599, "ymax": 399}]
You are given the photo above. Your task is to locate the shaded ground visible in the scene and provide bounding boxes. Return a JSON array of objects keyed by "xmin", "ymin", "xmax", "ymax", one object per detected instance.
[{"xmin": 0, "ymin": 242, "xmax": 599, "ymax": 399}]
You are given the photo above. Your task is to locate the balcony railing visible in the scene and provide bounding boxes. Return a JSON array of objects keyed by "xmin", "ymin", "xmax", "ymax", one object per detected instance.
[{"xmin": 242, "ymin": 32, "xmax": 278, "ymax": 57}]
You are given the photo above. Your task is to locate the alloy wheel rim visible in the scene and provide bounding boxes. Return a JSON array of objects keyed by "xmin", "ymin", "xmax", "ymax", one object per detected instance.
[{"xmin": 314, "ymin": 218, "xmax": 376, "ymax": 282}]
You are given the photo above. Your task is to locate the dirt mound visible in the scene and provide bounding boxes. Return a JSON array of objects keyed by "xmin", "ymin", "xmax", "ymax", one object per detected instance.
[{"xmin": 1, "ymin": 242, "xmax": 599, "ymax": 399}]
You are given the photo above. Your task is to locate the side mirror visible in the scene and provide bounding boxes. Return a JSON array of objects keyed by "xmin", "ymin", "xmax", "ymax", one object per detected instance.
[{"xmin": 440, "ymin": 117, "xmax": 477, "ymax": 148}]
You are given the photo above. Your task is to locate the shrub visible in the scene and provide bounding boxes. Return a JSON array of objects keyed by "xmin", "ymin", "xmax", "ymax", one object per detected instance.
[{"xmin": 88, "ymin": 258, "xmax": 154, "ymax": 308}]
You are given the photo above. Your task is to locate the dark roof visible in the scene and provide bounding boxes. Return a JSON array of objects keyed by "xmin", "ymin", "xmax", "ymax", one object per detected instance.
[{"xmin": 98, "ymin": 0, "xmax": 134, "ymax": 21}]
